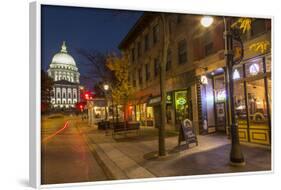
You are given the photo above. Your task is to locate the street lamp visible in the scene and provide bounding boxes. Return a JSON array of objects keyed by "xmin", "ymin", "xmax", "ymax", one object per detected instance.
[
  {"xmin": 200, "ymin": 16, "xmax": 245, "ymax": 166},
  {"xmin": 201, "ymin": 16, "xmax": 214, "ymax": 28},
  {"xmin": 103, "ymin": 84, "xmax": 109, "ymax": 91},
  {"xmin": 103, "ymin": 84, "xmax": 110, "ymax": 121}
]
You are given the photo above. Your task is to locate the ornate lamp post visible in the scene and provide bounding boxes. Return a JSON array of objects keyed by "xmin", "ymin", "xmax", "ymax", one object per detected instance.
[
  {"xmin": 103, "ymin": 84, "xmax": 109, "ymax": 121},
  {"xmin": 201, "ymin": 16, "xmax": 245, "ymax": 166}
]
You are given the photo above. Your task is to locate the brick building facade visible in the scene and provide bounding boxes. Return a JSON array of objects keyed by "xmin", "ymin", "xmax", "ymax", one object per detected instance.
[{"xmin": 119, "ymin": 13, "xmax": 271, "ymax": 145}]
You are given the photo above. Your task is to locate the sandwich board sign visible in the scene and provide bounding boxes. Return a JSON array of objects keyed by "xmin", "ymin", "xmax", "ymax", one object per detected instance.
[{"xmin": 178, "ymin": 119, "xmax": 198, "ymax": 148}]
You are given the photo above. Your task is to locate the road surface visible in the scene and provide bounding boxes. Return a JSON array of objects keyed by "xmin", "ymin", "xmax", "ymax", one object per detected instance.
[{"xmin": 41, "ymin": 115, "xmax": 108, "ymax": 184}]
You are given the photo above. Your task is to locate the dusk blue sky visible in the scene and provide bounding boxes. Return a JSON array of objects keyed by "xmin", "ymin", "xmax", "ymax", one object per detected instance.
[{"xmin": 41, "ymin": 5, "xmax": 142, "ymax": 89}]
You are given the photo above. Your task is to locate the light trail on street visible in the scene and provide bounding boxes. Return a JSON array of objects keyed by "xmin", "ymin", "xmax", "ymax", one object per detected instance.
[{"xmin": 42, "ymin": 120, "xmax": 69, "ymax": 143}]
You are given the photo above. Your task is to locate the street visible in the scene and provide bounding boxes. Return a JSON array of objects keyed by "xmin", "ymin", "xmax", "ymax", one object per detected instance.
[{"xmin": 41, "ymin": 115, "xmax": 108, "ymax": 185}]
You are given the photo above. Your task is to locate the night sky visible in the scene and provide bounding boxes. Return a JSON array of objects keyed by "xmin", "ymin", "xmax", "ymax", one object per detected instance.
[{"xmin": 41, "ymin": 5, "xmax": 142, "ymax": 89}]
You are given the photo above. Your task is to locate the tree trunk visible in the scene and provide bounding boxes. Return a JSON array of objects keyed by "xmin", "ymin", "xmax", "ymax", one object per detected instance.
[
  {"xmin": 123, "ymin": 101, "xmax": 127, "ymax": 128},
  {"xmin": 158, "ymin": 14, "xmax": 170, "ymax": 156},
  {"xmin": 116, "ymin": 105, "xmax": 119, "ymax": 122}
]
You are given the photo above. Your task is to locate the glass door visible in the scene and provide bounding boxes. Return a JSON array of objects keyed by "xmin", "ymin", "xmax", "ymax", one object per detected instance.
[{"xmin": 213, "ymin": 74, "xmax": 227, "ymax": 132}]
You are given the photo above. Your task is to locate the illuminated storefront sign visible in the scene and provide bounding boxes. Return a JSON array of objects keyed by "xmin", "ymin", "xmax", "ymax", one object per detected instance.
[
  {"xmin": 166, "ymin": 94, "xmax": 172, "ymax": 104},
  {"xmin": 200, "ymin": 75, "xmax": 208, "ymax": 85},
  {"xmin": 176, "ymin": 97, "xmax": 187, "ymax": 105},
  {"xmin": 233, "ymin": 69, "xmax": 240, "ymax": 80},
  {"xmin": 216, "ymin": 90, "xmax": 226, "ymax": 101},
  {"xmin": 249, "ymin": 63, "xmax": 260, "ymax": 75}
]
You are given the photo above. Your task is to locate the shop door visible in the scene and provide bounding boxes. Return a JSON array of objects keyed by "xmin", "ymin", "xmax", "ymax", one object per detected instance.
[
  {"xmin": 215, "ymin": 102, "xmax": 226, "ymax": 131},
  {"xmin": 214, "ymin": 74, "xmax": 227, "ymax": 132}
]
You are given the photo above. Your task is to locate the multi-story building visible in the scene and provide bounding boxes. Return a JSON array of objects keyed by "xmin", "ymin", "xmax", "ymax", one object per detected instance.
[{"xmin": 118, "ymin": 13, "xmax": 271, "ymax": 145}]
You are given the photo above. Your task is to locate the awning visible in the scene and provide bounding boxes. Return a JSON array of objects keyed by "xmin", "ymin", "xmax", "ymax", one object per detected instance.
[
  {"xmin": 138, "ymin": 94, "xmax": 152, "ymax": 104},
  {"xmin": 147, "ymin": 92, "xmax": 173, "ymax": 106},
  {"xmin": 147, "ymin": 96, "xmax": 161, "ymax": 106},
  {"xmin": 128, "ymin": 94, "xmax": 152, "ymax": 105}
]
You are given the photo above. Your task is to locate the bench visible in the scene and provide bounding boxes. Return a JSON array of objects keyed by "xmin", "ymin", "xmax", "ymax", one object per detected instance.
[
  {"xmin": 97, "ymin": 121, "xmax": 110, "ymax": 130},
  {"xmin": 112, "ymin": 122, "xmax": 140, "ymax": 137}
]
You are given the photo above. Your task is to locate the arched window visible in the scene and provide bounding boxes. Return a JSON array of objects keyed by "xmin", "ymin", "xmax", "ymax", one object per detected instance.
[
  {"xmin": 57, "ymin": 92, "xmax": 60, "ymax": 98},
  {"xmin": 63, "ymin": 93, "xmax": 65, "ymax": 98}
]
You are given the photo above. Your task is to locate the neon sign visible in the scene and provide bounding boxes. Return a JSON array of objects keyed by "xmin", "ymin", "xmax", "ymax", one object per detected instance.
[{"xmin": 176, "ymin": 97, "xmax": 187, "ymax": 105}]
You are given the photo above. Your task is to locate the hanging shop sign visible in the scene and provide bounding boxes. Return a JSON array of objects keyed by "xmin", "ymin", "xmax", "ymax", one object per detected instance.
[{"xmin": 200, "ymin": 75, "xmax": 208, "ymax": 85}]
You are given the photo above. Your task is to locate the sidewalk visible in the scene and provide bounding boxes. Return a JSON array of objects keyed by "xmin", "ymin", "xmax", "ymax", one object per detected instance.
[{"xmin": 76, "ymin": 120, "xmax": 271, "ymax": 180}]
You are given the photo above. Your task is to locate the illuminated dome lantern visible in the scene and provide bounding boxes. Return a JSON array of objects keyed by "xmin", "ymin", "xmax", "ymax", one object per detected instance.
[{"xmin": 47, "ymin": 41, "xmax": 81, "ymax": 109}]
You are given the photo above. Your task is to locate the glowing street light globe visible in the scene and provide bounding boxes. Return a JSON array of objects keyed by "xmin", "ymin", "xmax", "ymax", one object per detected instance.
[
  {"xmin": 103, "ymin": 84, "xmax": 109, "ymax": 91},
  {"xmin": 200, "ymin": 16, "xmax": 214, "ymax": 27}
]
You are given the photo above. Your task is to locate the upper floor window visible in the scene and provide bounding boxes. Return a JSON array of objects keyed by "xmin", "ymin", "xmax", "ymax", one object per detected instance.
[
  {"xmin": 154, "ymin": 58, "xmax": 160, "ymax": 77},
  {"xmin": 178, "ymin": 40, "xmax": 187, "ymax": 64},
  {"xmin": 138, "ymin": 68, "xmax": 143, "ymax": 86},
  {"xmin": 132, "ymin": 73, "xmax": 136, "ymax": 87},
  {"xmin": 153, "ymin": 24, "xmax": 160, "ymax": 44},
  {"xmin": 137, "ymin": 41, "xmax": 142, "ymax": 57},
  {"xmin": 131, "ymin": 48, "xmax": 135, "ymax": 63},
  {"xmin": 251, "ymin": 19, "xmax": 266, "ymax": 37},
  {"xmin": 205, "ymin": 42, "xmax": 214, "ymax": 56},
  {"xmin": 144, "ymin": 34, "xmax": 149, "ymax": 51},
  {"xmin": 145, "ymin": 63, "xmax": 150, "ymax": 81},
  {"xmin": 166, "ymin": 49, "xmax": 172, "ymax": 71}
]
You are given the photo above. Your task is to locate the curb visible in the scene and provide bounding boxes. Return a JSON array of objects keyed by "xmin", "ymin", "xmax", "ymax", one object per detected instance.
[{"xmin": 75, "ymin": 123, "xmax": 128, "ymax": 180}]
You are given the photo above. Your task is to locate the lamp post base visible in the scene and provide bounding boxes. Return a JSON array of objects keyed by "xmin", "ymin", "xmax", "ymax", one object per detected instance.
[
  {"xmin": 230, "ymin": 160, "xmax": 246, "ymax": 167},
  {"xmin": 230, "ymin": 123, "xmax": 245, "ymax": 167}
]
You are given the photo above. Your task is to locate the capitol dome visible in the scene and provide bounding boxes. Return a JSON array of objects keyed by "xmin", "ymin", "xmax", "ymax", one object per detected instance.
[
  {"xmin": 47, "ymin": 41, "xmax": 80, "ymax": 84},
  {"xmin": 51, "ymin": 41, "xmax": 76, "ymax": 66}
]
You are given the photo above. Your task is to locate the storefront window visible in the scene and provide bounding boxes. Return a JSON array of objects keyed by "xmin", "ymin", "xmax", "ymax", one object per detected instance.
[
  {"xmin": 136, "ymin": 105, "xmax": 140, "ymax": 121},
  {"xmin": 234, "ymin": 81, "xmax": 247, "ymax": 128},
  {"xmin": 175, "ymin": 90, "xmax": 191, "ymax": 124},
  {"xmin": 213, "ymin": 75, "xmax": 227, "ymax": 132},
  {"xmin": 202, "ymin": 77, "xmax": 215, "ymax": 131},
  {"xmin": 246, "ymin": 79, "xmax": 269, "ymax": 129},
  {"xmin": 245, "ymin": 58, "xmax": 264, "ymax": 77},
  {"xmin": 267, "ymin": 76, "xmax": 272, "ymax": 116},
  {"xmin": 214, "ymin": 75, "xmax": 226, "ymax": 102}
]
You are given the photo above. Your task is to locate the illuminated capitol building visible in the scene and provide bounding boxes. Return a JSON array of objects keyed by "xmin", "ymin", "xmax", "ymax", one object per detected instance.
[{"xmin": 47, "ymin": 41, "xmax": 80, "ymax": 108}]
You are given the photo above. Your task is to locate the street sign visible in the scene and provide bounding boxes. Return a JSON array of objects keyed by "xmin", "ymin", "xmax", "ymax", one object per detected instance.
[{"xmin": 178, "ymin": 119, "xmax": 198, "ymax": 148}]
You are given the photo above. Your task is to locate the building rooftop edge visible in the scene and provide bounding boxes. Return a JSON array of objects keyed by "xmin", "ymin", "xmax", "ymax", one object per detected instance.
[{"xmin": 118, "ymin": 12, "xmax": 156, "ymax": 50}]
